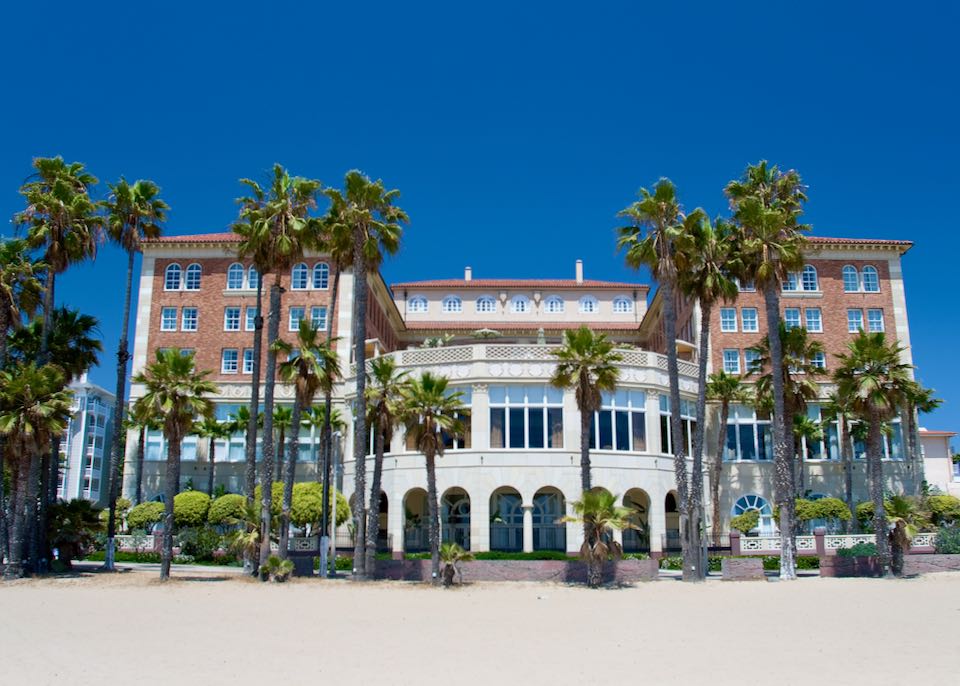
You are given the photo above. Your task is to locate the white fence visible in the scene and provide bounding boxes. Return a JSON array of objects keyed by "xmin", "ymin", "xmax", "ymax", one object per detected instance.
[{"xmin": 737, "ymin": 532, "xmax": 938, "ymax": 555}]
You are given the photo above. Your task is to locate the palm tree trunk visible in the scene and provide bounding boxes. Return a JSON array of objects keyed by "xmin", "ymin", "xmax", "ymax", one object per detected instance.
[
  {"xmin": 319, "ymin": 264, "xmax": 341, "ymax": 576},
  {"xmin": 711, "ymin": 400, "xmax": 729, "ymax": 544},
  {"xmin": 868, "ymin": 407, "xmax": 891, "ymax": 575},
  {"xmin": 425, "ymin": 448, "xmax": 440, "ymax": 584},
  {"xmin": 160, "ymin": 430, "xmax": 182, "ymax": 581},
  {"xmin": 105, "ymin": 250, "xmax": 136, "ymax": 570},
  {"xmin": 5, "ymin": 440, "xmax": 31, "ymax": 578},
  {"xmin": 763, "ymin": 282, "xmax": 796, "ymax": 579},
  {"xmin": 578, "ymin": 393, "xmax": 593, "ymax": 558},
  {"xmin": 352, "ymin": 239, "xmax": 369, "ymax": 578},
  {"xmin": 365, "ymin": 423, "xmax": 386, "ymax": 575},
  {"xmin": 245, "ymin": 278, "xmax": 265, "ymax": 505},
  {"xmin": 279, "ymin": 399, "xmax": 303, "ymax": 560},
  {"xmin": 39, "ymin": 271, "xmax": 55, "ymax": 364},
  {"xmin": 206, "ymin": 438, "xmax": 216, "ymax": 497},
  {"xmin": 275, "ymin": 425, "xmax": 285, "ymax": 483},
  {"xmin": 689, "ymin": 302, "xmax": 711, "ymax": 580},
  {"xmin": 134, "ymin": 426, "xmax": 146, "ymax": 506},
  {"xmin": 259, "ymin": 279, "xmax": 282, "ymax": 569},
  {"xmin": 839, "ymin": 416, "xmax": 854, "ymax": 533},
  {"xmin": 906, "ymin": 402, "xmax": 924, "ymax": 490},
  {"xmin": 660, "ymin": 278, "xmax": 693, "ymax": 580}
]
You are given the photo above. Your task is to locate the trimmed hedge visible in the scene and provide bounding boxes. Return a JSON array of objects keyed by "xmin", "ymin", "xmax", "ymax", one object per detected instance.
[
  {"xmin": 207, "ymin": 494, "xmax": 247, "ymax": 525},
  {"xmin": 929, "ymin": 495, "xmax": 960, "ymax": 526},
  {"xmin": 254, "ymin": 482, "xmax": 350, "ymax": 528},
  {"xmin": 127, "ymin": 502, "xmax": 165, "ymax": 531},
  {"xmin": 730, "ymin": 510, "xmax": 759, "ymax": 534},
  {"xmin": 174, "ymin": 491, "xmax": 211, "ymax": 528},
  {"xmin": 838, "ymin": 542, "xmax": 877, "ymax": 557}
]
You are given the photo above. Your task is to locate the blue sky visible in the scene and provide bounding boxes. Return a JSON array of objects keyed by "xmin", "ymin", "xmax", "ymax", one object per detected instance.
[{"xmin": 1, "ymin": 2, "xmax": 957, "ymax": 444}]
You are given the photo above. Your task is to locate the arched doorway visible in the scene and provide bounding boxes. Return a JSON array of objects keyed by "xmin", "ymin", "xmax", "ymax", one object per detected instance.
[
  {"xmin": 533, "ymin": 487, "xmax": 566, "ymax": 551},
  {"xmin": 664, "ymin": 491, "xmax": 681, "ymax": 552},
  {"xmin": 442, "ymin": 488, "xmax": 471, "ymax": 550},
  {"xmin": 490, "ymin": 487, "xmax": 523, "ymax": 551},
  {"xmin": 622, "ymin": 489, "xmax": 650, "ymax": 552},
  {"xmin": 403, "ymin": 488, "xmax": 428, "ymax": 552}
]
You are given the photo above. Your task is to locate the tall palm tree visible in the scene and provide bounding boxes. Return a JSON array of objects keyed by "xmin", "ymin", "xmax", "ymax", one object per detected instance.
[
  {"xmin": 273, "ymin": 321, "xmax": 337, "ymax": 558},
  {"xmin": 398, "ymin": 372, "xmax": 464, "ymax": 584},
  {"xmin": 325, "ymin": 170, "xmax": 407, "ymax": 577},
  {"xmin": 706, "ymin": 371, "xmax": 749, "ymax": 543},
  {"xmin": 792, "ymin": 414, "xmax": 824, "ymax": 496},
  {"xmin": 725, "ymin": 161, "xmax": 808, "ymax": 580},
  {"xmin": 0, "ymin": 238, "xmax": 44, "ymax": 367},
  {"xmin": 676, "ymin": 213, "xmax": 739, "ymax": 577},
  {"xmin": 101, "ymin": 177, "xmax": 167, "ymax": 569},
  {"xmin": 271, "ymin": 405, "xmax": 293, "ymax": 483},
  {"xmin": 364, "ymin": 356, "xmax": 409, "ymax": 573},
  {"xmin": 561, "ymin": 490, "xmax": 636, "ymax": 588},
  {"xmin": 902, "ymin": 381, "xmax": 941, "ymax": 487},
  {"xmin": 125, "ymin": 399, "xmax": 161, "ymax": 505},
  {"xmin": 193, "ymin": 417, "xmax": 231, "ymax": 497},
  {"xmin": 618, "ymin": 178, "xmax": 700, "ymax": 580},
  {"xmin": 132, "ymin": 349, "xmax": 216, "ymax": 580},
  {"xmin": 549, "ymin": 326, "xmax": 621, "ymax": 494},
  {"xmin": 0, "ymin": 363, "xmax": 72, "ymax": 578},
  {"xmin": 821, "ymin": 392, "xmax": 858, "ymax": 532},
  {"xmin": 235, "ymin": 164, "xmax": 322, "ymax": 569},
  {"xmin": 834, "ymin": 332, "xmax": 913, "ymax": 576}
]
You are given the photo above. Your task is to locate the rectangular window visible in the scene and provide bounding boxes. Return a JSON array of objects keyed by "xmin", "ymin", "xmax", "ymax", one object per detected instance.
[
  {"xmin": 289, "ymin": 307, "xmax": 305, "ymax": 331},
  {"xmin": 723, "ymin": 349, "xmax": 740, "ymax": 374},
  {"xmin": 847, "ymin": 309, "xmax": 864, "ymax": 333},
  {"xmin": 589, "ymin": 391, "xmax": 646, "ymax": 452},
  {"xmin": 181, "ymin": 307, "xmax": 198, "ymax": 332},
  {"xmin": 744, "ymin": 349, "xmax": 761, "ymax": 374},
  {"xmin": 805, "ymin": 308, "xmax": 822, "ymax": 333},
  {"xmin": 489, "ymin": 385, "xmax": 564, "ymax": 450},
  {"xmin": 720, "ymin": 308, "xmax": 737, "ymax": 332},
  {"xmin": 723, "ymin": 404, "xmax": 773, "ymax": 462},
  {"xmin": 245, "ymin": 307, "xmax": 257, "ymax": 332},
  {"xmin": 658, "ymin": 394, "xmax": 696, "ymax": 456},
  {"xmin": 741, "ymin": 308, "xmax": 758, "ymax": 332},
  {"xmin": 811, "ymin": 351, "xmax": 827, "ymax": 370},
  {"xmin": 221, "ymin": 349, "xmax": 239, "ymax": 374},
  {"xmin": 243, "ymin": 348, "xmax": 254, "ymax": 374},
  {"xmin": 311, "ymin": 306, "xmax": 328, "ymax": 331},
  {"xmin": 784, "ymin": 308, "xmax": 801, "ymax": 330},
  {"xmin": 867, "ymin": 309, "xmax": 884, "ymax": 332},
  {"xmin": 160, "ymin": 307, "xmax": 177, "ymax": 331},
  {"xmin": 783, "ymin": 273, "xmax": 799, "ymax": 291},
  {"xmin": 224, "ymin": 307, "xmax": 241, "ymax": 331},
  {"xmin": 736, "ymin": 278, "xmax": 755, "ymax": 292}
]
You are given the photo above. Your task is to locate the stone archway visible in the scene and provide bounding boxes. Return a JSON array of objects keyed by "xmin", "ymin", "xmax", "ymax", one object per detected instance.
[
  {"xmin": 402, "ymin": 488, "xmax": 428, "ymax": 552},
  {"xmin": 623, "ymin": 488, "xmax": 651, "ymax": 552},
  {"xmin": 442, "ymin": 487, "xmax": 471, "ymax": 550},
  {"xmin": 532, "ymin": 487, "xmax": 566, "ymax": 551},
  {"xmin": 490, "ymin": 487, "xmax": 523, "ymax": 551}
]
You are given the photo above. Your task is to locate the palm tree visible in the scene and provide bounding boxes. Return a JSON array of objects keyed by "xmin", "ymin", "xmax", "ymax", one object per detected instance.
[
  {"xmin": 325, "ymin": 170, "xmax": 407, "ymax": 577},
  {"xmin": 0, "ymin": 363, "xmax": 73, "ymax": 577},
  {"xmin": 706, "ymin": 371, "xmax": 749, "ymax": 543},
  {"xmin": 821, "ymin": 392, "xmax": 858, "ymax": 532},
  {"xmin": 273, "ymin": 321, "xmax": 337, "ymax": 558},
  {"xmin": 235, "ymin": 164, "xmax": 322, "ymax": 570},
  {"xmin": 271, "ymin": 406, "xmax": 293, "ymax": 483},
  {"xmin": 902, "ymin": 382, "xmax": 941, "ymax": 487},
  {"xmin": 725, "ymin": 161, "xmax": 809, "ymax": 580},
  {"xmin": 560, "ymin": 490, "xmax": 636, "ymax": 588},
  {"xmin": 16, "ymin": 157, "xmax": 101, "ymax": 364},
  {"xmin": 618, "ymin": 178, "xmax": 700, "ymax": 580},
  {"xmin": 193, "ymin": 417, "xmax": 231, "ymax": 497},
  {"xmin": 101, "ymin": 177, "xmax": 167, "ymax": 570},
  {"xmin": 125, "ymin": 400, "xmax": 161, "ymax": 505},
  {"xmin": 549, "ymin": 326, "xmax": 621, "ymax": 493},
  {"xmin": 0, "ymin": 238, "xmax": 44, "ymax": 367},
  {"xmin": 834, "ymin": 332, "xmax": 913, "ymax": 576},
  {"xmin": 398, "ymin": 372, "xmax": 464, "ymax": 584},
  {"xmin": 364, "ymin": 356, "xmax": 409, "ymax": 574},
  {"xmin": 676, "ymin": 213, "xmax": 739, "ymax": 576},
  {"xmin": 439, "ymin": 542, "xmax": 474, "ymax": 587},
  {"xmin": 792, "ymin": 414, "xmax": 824, "ymax": 497},
  {"xmin": 132, "ymin": 349, "xmax": 216, "ymax": 580}
]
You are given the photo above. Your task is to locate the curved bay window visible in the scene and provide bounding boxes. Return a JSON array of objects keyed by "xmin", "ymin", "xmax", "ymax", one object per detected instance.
[
  {"xmin": 659, "ymin": 395, "xmax": 696, "ymax": 455},
  {"xmin": 723, "ymin": 404, "xmax": 773, "ymax": 461},
  {"xmin": 590, "ymin": 390, "xmax": 646, "ymax": 452},
  {"xmin": 489, "ymin": 385, "xmax": 563, "ymax": 449},
  {"xmin": 404, "ymin": 386, "xmax": 472, "ymax": 451}
]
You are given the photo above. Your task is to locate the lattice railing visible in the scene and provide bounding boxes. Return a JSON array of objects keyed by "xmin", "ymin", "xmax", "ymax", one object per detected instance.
[{"xmin": 824, "ymin": 534, "xmax": 876, "ymax": 550}]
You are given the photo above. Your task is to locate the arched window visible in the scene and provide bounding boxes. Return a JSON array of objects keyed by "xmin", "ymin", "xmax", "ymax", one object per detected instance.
[
  {"xmin": 613, "ymin": 296, "xmax": 633, "ymax": 313},
  {"xmin": 164, "ymin": 263, "xmax": 181, "ymax": 290},
  {"xmin": 510, "ymin": 295, "xmax": 530, "ymax": 313},
  {"xmin": 476, "ymin": 296, "xmax": 496, "ymax": 313},
  {"xmin": 801, "ymin": 265, "xmax": 819, "ymax": 291},
  {"xmin": 861, "ymin": 265, "xmax": 879, "ymax": 292},
  {"xmin": 226, "ymin": 263, "xmax": 244, "ymax": 290},
  {"xmin": 842, "ymin": 265, "xmax": 859, "ymax": 292},
  {"xmin": 291, "ymin": 263, "xmax": 308, "ymax": 290},
  {"xmin": 442, "ymin": 296, "xmax": 462, "ymax": 313},
  {"xmin": 732, "ymin": 494, "xmax": 774, "ymax": 535},
  {"xmin": 408, "ymin": 296, "xmax": 428, "ymax": 313},
  {"xmin": 312, "ymin": 262, "xmax": 329, "ymax": 289},
  {"xmin": 544, "ymin": 296, "xmax": 564, "ymax": 314},
  {"xmin": 248, "ymin": 266, "xmax": 259, "ymax": 290},
  {"xmin": 578, "ymin": 296, "xmax": 598, "ymax": 313},
  {"xmin": 184, "ymin": 264, "xmax": 201, "ymax": 290}
]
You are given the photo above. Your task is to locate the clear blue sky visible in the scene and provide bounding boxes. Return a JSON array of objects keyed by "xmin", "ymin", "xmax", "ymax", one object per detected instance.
[{"xmin": 1, "ymin": 2, "xmax": 956, "ymax": 445}]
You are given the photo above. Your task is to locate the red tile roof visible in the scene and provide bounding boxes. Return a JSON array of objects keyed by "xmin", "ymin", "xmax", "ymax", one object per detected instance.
[
  {"xmin": 392, "ymin": 279, "xmax": 647, "ymax": 290},
  {"xmin": 145, "ymin": 232, "xmax": 239, "ymax": 244},
  {"xmin": 807, "ymin": 236, "xmax": 913, "ymax": 250},
  {"xmin": 403, "ymin": 320, "xmax": 641, "ymax": 332}
]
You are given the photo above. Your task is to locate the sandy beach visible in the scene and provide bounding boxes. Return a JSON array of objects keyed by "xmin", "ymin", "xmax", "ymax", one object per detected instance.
[{"xmin": 2, "ymin": 569, "xmax": 957, "ymax": 685}]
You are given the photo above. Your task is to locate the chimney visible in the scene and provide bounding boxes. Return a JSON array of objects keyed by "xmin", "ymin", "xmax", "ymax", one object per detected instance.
[
  {"xmin": 464, "ymin": 266, "xmax": 472, "ymax": 281},
  {"xmin": 575, "ymin": 259, "xmax": 583, "ymax": 284}
]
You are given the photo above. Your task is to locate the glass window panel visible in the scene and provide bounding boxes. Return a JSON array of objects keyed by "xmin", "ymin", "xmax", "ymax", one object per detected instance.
[
  {"xmin": 489, "ymin": 386, "xmax": 506, "ymax": 404},
  {"xmin": 546, "ymin": 386, "xmax": 563, "ymax": 404},
  {"xmin": 660, "ymin": 415, "xmax": 670, "ymax": 454},
  {"xmin": 631, "ymin": 411, "xmax": 646, "ymax": 451},
  {"xmin": 548, "ymin": 407, "xmax": 563, "ymax": 448},
  {"xmin": 615, "ymin": 410, "xmax": 629, "ymax": 451},
  {"xmin": 629, "ymin": 390, "xmax": 646, "ymax": 407},
  {"xmin": 525, "ymin": 385, "xmax": 544, "ymax": 404},
  {"xmin": 508, "ymin": 408, "xmax": 525, "ymax": 448},
  {"xmin": 759, "ymin": 425, "xmax": 773, "ymax": 460},
  {"xmin": 725, "ymin": 424, "xmax": 737, "ymax": 461},
  {"xmin": 739, "ymin": 424, "xmax": 756, "ymax": 460},
  {"xmin": 614, "ymin": 389, "xmax": 628, "ymax": 407},
  {"xmin": 598, "ymin": 411, "xmax": 613, "ymax": 450},
  {"xmin": 528, "ymin": 408, "xmax": 544, "ymax": 449}
]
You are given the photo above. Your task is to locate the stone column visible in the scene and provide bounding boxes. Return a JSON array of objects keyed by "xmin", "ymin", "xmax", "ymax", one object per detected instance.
[
  {"xmin": 389, "ymin": 482, "xmax": 405, "ymax": 559},
  {"xmin": 471, "ymin": 489, "xmax": 490, "ymax": 552},
  {"xmin": 522, "ymin": 504, "xmax": 534, "ymax": 553},
  {"xmin": 471, "ymin": 383, "xmax": 489, "ymax": 450},
  {"xmin": 648, "ymin": 491, "xmax": 665, "ymax": 557}
]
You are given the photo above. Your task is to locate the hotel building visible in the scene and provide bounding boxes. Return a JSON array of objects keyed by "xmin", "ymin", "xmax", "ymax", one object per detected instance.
[
  {"xmin": 58, "ymin": 374, "xmax": 115, "ymax": 504},
  {"xmin": 123, "ymin": 232, "xmax": 920, "ymax": 556}
]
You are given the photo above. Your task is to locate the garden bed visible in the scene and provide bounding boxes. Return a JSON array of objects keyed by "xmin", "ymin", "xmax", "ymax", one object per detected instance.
[{"xmin": 374, "ymin": 558, "xmax": 659, "ymax": 583}]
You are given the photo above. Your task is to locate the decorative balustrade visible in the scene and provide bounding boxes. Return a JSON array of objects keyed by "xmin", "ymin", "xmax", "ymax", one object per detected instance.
[
  {"xmin": 824, "ymin": 534, "xmax": 875, "ymax": 550},
  {"xmin": 115, "ymin": 534, "xmax": 156, "ymax": 551}
]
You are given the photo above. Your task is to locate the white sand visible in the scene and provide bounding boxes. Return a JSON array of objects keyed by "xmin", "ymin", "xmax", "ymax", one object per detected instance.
[{"xmin": 2, "ymin": 570, "xmax": 957, "ymax": 685}]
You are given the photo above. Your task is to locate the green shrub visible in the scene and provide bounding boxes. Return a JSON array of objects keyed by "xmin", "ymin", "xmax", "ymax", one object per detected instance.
[
  {"xmin": 856, "ymin": 502, "xmax": 874, "ymax": 531},
  {"xmin": 127, "ymin": 502, "xmax": 165, "ymax": 531},
  {"xmin": 49, "ymin": 499, "xmax": 104, "ymax": 564},
  {"xmin": 730, "ymin": 510, "xmax": 759, "ymax": 534},
  {"xmin": 254, "ymin": 482, "xmax": 351, "ymax": 528},
  {"xmin": 806, "ymin": 497, "xmax": 851, "ymax": 521},
  {"xmin": 335, "ymin": 556, "xmax": 353, "ymax": 571},
  {"xmin": 207, "ymin": 494, "xmax": 247, "ymax": 525},
  {"xmin": 174, "ymin": 491, "xmax": 211, "ymax": 528},
  {"xmin": 928, "ymin": 495, "xmax": 960, "ymax": 526},
  {"xmin": 935, "ymin": 525, "xmax": 960, "ymax": 554},
  {"xmin": 176, "ymin": 527, "xmax": 223, "ymax": 561},
  {"xmin": 260, "ymin": 554, "xmax": 294, "ymax": 582},
  {"xmin": 659, "ymin": 556, "xmax": 683, "ymax": 570},
  {"xmin": 837, "ymin": 542, "xmax": 877, "ymax": 557},
  {"xmin": 622, "ymin": 552, "xmax": 651, "ymax": 561}
]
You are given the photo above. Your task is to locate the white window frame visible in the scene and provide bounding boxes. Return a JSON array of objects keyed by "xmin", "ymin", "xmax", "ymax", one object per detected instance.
[
  {"xmin": 612, "ymin": 296, "xmax": 633, "ymax": 314},
  {"xmin": 221, "ymin": 349, "xmax": 239, "ymax": 374},
  {"xmin": 245, "ymin": 307, "xmax": 256, "ymax": 332},
  {"xmin": 723, "ymin": 349, "xmax": 741, "ymax": 374},
  {"xmin": 242, "ymin": 349, "xmax": 254, "ymax": 374},
  {"xmin": 744, "ymin": 349, "xmax": 761, "ymax": 374},
  {"xmin": 248, "ymin": 266, "xmax": 259, "ymax": 290},
  {"xmin": 544, "ymin": 296, "xmax": 565, "ymax": 314},
  {"xmin": 311, "ymin": 306, "xmax": 328, "ymax": 331},
  {"xmin": 442, "ymin": 296, "xmax": 463, "ymax": 314},
  {"xmin": 783, "ymin": 272, "xmax": 800, "ymax": 292},
  {"xmin": 164, "ymin": 264, "xmax": 181, "ymax": 291},
  {"xmin": 226, "ymin": 263, "xmax": 244, "ymax": 290},
  {"xmin": 408, "ymin": 296, "xmax": 428, "ymax": 313},
  {"xmin": 862, "ymin": 265, "xmax": 880, "ymax": 292},
  {"xmin": 867, "ymin": 308, "xmax": 884, "ymax": 332},
  {"xmin": 801, "ymin": 265, "xmax": 819, "ymax": 291},
  {"xmin": 184, "ymin": 264, "xmax": 202, "ymax": 290},
  {"xmin": 476, "ymin": 296, "xmax": 496, "ymax": 313},
  {"xmin": 741, "ymin": 307, "xmax": 758, "ymax": 333},
  {"xmin": 720, "ymin": 308, "xmax": 738, "ymax": 332},
  {"xmin": 510, "ymin": 295, "xmax": 530, "ymax": 313},
  {"xmin": 847, "ymin": 309, "xmax": 864, "ymax": 333},
  {"xmin": 842, "ymin": 265, "xmax": 859, "ymax": 292},
  {"xmin": 181, "ymin": 307, "xmax": 198, "ymax": 332},
  {"xmin": 224, "ymin": 307, "xmax": 241, "ymax": 331},
  {"xmin": 312, "ymin": 262, "xmax": 329, "ymax": 289},
  {"xmin": 578, "ymin": 296, "xmax": 598, "ymax": 314},
  {"xmin": 289, "ymin": 306, "xmax": 305, "ymax": 331},
  {"xmin": 805, "ymin": 308, "xmax": 822, "ymax": 333},
  {"xmin": 811, "ymin": 351, "xmax": 827, "ymax": 370},
  {"xmin": 291, "ymin": 263, "xmax": 308, "ymax": 290},
  {"xmin": 160, "ymin": 307, "xmax": 177, "ymax": 332},
  {"xmin": 784, "ymin": 308, "xmax": 801, "ymax": 330}
]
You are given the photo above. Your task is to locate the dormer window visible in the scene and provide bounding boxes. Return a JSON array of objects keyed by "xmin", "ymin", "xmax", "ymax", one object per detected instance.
[
  {"xmin": 408, "ymin": 296, "xmax": 428, "ymax": 313},
  {"xmin": 578, "ymin": 296, "xmax": 598, "ymax": 313},
  {"xmin": 612, "ymin": 296, "xmax": 633, "ymax": 314},
  {"xmin": 442, "ymin": 296, "xmax": 463, "ymax": 313},
  {"xmin": 476, "ymin": 296, "xmax": 496, "ymax": 313},
  {"xmin": 544, "ymin": 296, "xmax": 564, "ymax": 314},
  {"xmin": 510, "ymin": 295, "xmax": 531, "ymax": 313}
]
